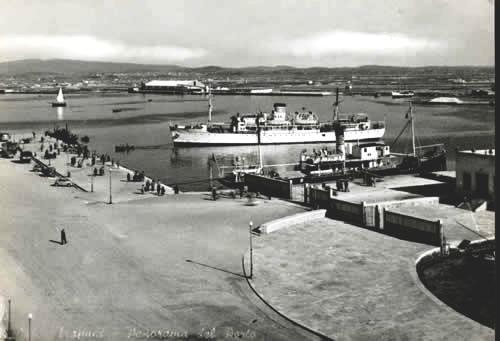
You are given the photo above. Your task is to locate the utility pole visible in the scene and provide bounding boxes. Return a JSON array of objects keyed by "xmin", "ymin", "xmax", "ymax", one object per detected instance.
[{"xmin": 249, "ymin": 221, "xmax": 253, "ymax": 279}]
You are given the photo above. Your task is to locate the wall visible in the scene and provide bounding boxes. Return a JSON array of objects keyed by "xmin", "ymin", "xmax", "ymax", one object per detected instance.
[
  {"xmin": 328, "ymin": 198, "xmax": 363, "ymax": 225},
  {"xmin": 456, "ymin": 151, "xmax": 495, "ymax": 200},
  {"xmin": 245, "ymin": 174, "xmax": 292, "ymax": 199},
  {"xmin": 384, "ymin": 210, "xmax": 442, "ymax": 245},
  {"xmin": 260, "ymin": 210, "xmax": 327, "ymax": 234},
  {"xmin": 308, "ymin": 185, "xmax": 331, "ymax": 209},
  {"xmin": 363, "ymin": 197, "xmax": 440, "ymax": 229}
]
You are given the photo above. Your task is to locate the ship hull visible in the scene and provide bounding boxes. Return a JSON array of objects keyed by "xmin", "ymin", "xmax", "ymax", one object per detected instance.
[
  {"xmin": 51, "ymin": 102, "xmax": 66, "ymax": 107},
  {"xmin": 172, "ymin": 128, "xmax": 385, "ymax": 146},
  {"xmin": 302, "ymin": 153, "xmax": 447, "ymax": 182}
]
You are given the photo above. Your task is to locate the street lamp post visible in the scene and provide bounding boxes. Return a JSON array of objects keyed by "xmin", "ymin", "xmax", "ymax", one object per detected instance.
[
  {"xmin": 7, "ymin": 299, "xmax": 12, "ymax": 337},
  {"xmin": 28, "ymin": 313, "xmax": 32, "ymax": 341},
  {"xmin": 249, "ymin": 221, "xmax": 253, "ymax": 279},
  {"xmin": 108, "ymin": 168, "xmax": 113, "ymax": 204}
]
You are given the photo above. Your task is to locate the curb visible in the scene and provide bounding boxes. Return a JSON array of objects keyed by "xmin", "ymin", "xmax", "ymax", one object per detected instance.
[
  {"xmin": 241, "ymin": 253, "xmax": 333, "ymax": 341},
  {"xmin": 0, "ymin": 296, "xmax": 5, "ymax": 339}
]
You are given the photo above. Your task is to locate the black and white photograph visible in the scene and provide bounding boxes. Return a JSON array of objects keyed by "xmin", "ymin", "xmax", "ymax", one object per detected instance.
[{"xmin": 0, "ymin": 1, "xmax": 495, "ymax": 340}]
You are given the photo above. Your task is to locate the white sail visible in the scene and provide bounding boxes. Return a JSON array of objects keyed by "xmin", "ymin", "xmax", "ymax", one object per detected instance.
[{"xmin": 56, "ymin": 88, "xmax": 65, "ymax": 103}]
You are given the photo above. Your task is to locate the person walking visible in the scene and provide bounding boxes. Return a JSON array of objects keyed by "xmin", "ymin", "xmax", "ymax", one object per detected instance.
[
  {"xmin": 61, "ymin": 229, "xmax": 67, "ymax": 245},
  {"xmin": 212, "ymin": 187, "xmax": 217, "ymax": 201}
]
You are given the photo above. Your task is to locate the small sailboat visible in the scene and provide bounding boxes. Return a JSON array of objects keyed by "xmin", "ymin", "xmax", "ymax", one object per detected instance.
[{"xmin": 52, "ymin": 87, "xmax": 67, "ymax": 107}]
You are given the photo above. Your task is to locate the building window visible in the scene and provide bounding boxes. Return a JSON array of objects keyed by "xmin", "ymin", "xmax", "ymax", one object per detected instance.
[{"xmin": 463, "ymin": 172, "xmax": 471, "ymax": 191}]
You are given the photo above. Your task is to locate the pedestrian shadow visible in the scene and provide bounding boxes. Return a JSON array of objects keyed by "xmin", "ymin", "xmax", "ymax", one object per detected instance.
[
  {"xmin": 185, "ymin": 259, "xmax": 246, "ymax": 278},
  {"xmin": 49, "ymin": 239, "xmax": 63, "ymax": 245}
]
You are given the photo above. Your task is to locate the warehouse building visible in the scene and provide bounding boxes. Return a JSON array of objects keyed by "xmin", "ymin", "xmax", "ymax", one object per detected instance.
[
  {"xmin": 456, "ymin": 149, "xmax": 495, "ymax": 200},
  {"xmin": 140, "ymin": 80, "xmax": 207, "ymax": 94}
]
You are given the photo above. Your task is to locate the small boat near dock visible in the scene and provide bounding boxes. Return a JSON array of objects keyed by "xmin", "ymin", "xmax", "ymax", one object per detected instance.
[{"xmin": 115, "ymin": 144, "xmax": 135, "ymax": 153}]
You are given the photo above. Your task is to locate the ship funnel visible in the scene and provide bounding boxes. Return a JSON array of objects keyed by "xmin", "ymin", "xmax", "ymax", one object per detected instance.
[{"xmin": 272, "ymin": 103, "xmax": 287, "ymax": 121}]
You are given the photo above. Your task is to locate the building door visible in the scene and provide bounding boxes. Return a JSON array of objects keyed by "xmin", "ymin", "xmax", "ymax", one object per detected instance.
[
  {"xmin": 475, "ymin": 173, "xmax": 489, "ymax": 198},
  {"xmin": 463, "ymin": 172, "xmax": 471, "ymax": 191}
]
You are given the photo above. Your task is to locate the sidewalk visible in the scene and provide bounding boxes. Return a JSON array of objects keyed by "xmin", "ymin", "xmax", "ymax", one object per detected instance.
[{"xmin": 21, "ymin": 135, "xmax": 173, "ymax": 204}]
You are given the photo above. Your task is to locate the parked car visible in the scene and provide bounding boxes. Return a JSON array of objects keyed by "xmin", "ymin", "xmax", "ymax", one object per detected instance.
[
  {"xmin": 19, "ymin": 150, "xmax": 33, "ymax": 163},
  {"xmin": 53, "ymin": 177, "xmax": 73, "ymax": 187}
]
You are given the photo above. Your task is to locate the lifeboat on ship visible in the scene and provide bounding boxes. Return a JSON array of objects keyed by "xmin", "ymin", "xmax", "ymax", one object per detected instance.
[{"xmin": 294, "ymin": 110, "xmax": 319, "ymax": 125}]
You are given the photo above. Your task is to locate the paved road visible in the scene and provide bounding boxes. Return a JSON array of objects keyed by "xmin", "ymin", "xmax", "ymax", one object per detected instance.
[
  {"xmin": 250, "ymin": 217, "xmax": 494, "ymax": 340},
  {"xmin": 0, "ymin": 157, "xmax": 323, "ymax": 340}
]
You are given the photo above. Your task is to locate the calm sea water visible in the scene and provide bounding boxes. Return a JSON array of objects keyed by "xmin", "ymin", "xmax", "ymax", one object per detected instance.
[{"xmin": 0, "ymin": 93, "xmax": 494, "ymax": 190}]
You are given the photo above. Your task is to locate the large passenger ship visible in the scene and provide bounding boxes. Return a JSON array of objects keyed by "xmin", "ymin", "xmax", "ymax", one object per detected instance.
[{"xmin": 171, "ymin": 92, "xmax": 386, "ymax": 146}]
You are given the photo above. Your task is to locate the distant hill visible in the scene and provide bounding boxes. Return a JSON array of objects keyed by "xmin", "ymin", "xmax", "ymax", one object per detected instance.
[
  {"xmin": 0, "ymin": 59, "xmax": 183, "ymax": 75},
  {"xmin": 0, "ymin": 59, "xmax": 494, "ymax": 77}
]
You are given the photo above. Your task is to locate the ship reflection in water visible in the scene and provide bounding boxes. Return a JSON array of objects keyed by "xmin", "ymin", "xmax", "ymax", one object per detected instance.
[{"xmin": 56, "ymin": 106, "xmax": 64, "ymax": 121}]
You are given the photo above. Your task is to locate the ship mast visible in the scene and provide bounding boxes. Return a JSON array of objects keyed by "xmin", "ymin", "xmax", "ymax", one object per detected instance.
[
  {"xmin": 409, "ymin": 102, "xmax": 416, "ymax": 157},
  {"xmin": 207, "ymin": 86, "xmax": 213, "ymax": 123}
]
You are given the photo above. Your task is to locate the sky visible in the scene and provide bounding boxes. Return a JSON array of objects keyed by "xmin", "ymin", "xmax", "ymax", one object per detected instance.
[{"xmin": 0, "ymin": 0, "xmax": 494, "ymax": 67}]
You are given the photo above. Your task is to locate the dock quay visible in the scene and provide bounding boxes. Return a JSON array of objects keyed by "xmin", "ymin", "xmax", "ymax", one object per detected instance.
[
  {"xmin": 0, "ymin": 132, "xmax": 315, "ymax": 341},
  {"xmin": 1, "ymin": 131, "xmax": 494, "ymax": 340}
]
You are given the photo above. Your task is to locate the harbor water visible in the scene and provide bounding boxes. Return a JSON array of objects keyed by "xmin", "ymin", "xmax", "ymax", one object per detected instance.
[{"xmin": 0, "ymin": 93, "xmax": 494, "ymax": 190}]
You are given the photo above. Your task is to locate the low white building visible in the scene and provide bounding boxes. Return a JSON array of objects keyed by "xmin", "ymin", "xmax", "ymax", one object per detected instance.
[
  {"xmin": 143, "ymin": 80, "xmax": 206, "ymax": 93},
  {"xmin": 456, "ymin": 149, "xmax": 495, "ymax": 200}
]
